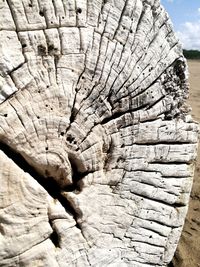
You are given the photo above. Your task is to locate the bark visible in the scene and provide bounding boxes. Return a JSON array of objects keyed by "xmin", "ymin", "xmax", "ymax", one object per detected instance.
[{"xmin": 0, "ymin": 0, "xmax": 198, "ymax": 266}]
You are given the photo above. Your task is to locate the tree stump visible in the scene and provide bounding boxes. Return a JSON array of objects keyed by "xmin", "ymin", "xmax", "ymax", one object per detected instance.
[{"xmin": 0, "ymin": 0, "xmax": 198, "ymax": 266}]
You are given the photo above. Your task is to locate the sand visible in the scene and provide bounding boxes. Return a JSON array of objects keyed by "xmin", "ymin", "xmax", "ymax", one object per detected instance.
[{"xmin": 172, "ymin": 60, "xmax": 200, "ymax": 267}]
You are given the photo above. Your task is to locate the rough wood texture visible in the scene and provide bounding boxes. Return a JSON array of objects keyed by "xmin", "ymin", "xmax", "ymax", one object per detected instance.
[{"xmin": 0, "ymin": 0, "xmax": 198, "ymax": 266}]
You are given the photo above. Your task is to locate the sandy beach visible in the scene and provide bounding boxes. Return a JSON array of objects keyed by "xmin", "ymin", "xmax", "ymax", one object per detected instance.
[{"xmin": 172, "ymin": 60, "xmax": 200, "ymax": 267}]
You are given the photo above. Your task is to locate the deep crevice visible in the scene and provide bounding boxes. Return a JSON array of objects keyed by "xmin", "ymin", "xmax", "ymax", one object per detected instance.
[
  {"xmin": 0, "ymin": 141, "xmax": 80, "ymax": 247},
  {"xmin": 168, "ymin": 261, "xmax": 175, "ymax": 267},
  {"xmin": 100, "ymin": 104, "xmax": 148, "ymax": 125},
  {"xmin": 49, "ymin": 219, "xmax": 60, "ymax": 247},
  {"xmin": 65, "ymin": 156, "xmax": 95, "ymax": 193},
  {"xmin": 150, "ymin": 161, "xmax": 190, "ymax": 165},
  {"xmin": 8, "ymin": 62, "xmax": 25, "ymax": 75}
]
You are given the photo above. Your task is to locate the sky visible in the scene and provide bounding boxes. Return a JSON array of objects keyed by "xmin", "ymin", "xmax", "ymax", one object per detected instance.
[{"xmin": 161, "ymin": 0, "xmax": 200, "ymax": 50}]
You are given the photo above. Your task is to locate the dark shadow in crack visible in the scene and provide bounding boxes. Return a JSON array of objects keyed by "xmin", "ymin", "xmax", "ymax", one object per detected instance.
[
  {"xmin": 168, "ymin": 261, "xmax": 175, "ymax": 267},
  {"xmin": 0, "ymin": 141, "xmax": 79, "ymax": 247}
]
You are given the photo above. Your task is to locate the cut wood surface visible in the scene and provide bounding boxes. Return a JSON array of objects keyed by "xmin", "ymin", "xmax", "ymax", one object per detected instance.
[{"xmin": 0, "ymin": 1, "xmax": 198, "ymax": 266}]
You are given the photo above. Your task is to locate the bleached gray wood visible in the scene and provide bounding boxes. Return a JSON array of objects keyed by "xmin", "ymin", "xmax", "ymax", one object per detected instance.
[{"xmin": 0, "ymin": 0, "xmax": 198, "ymax": 266}]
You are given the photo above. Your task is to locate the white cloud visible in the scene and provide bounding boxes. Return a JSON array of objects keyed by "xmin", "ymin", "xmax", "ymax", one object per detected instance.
[
  {"xmin": 177, "ymin": 21, "xmax": 200, "ymax": 50},
  {"xmin": 198, "ymin": 7, "xmax": 200, "ymax": 14},
  {"xmin": 166, "ymin": 0, "xmax": 174, "ymax": 2}
]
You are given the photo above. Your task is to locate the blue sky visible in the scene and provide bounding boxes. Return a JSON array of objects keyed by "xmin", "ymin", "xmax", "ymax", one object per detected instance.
[{"xmin": 161, "ymin": 0, "xmax": 200, "ymax": 50}]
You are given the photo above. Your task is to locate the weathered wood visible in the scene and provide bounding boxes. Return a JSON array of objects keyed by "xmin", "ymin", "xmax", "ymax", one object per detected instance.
[{"xmin": 0, "ymin": 0, "xmax": 198, "ymax": 266}]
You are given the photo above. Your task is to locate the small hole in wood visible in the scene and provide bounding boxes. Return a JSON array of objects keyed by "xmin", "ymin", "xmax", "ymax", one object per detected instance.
[
  {"xmin": 51, "ymin": 108, "xmax": 53, "ymax": 110},
  {"xmin": 46, "ymin": 104, "xmax": 48, "ymax": 107},
  {"xmin": 47, "ymin": 85, "xmax": 49, "ymax": 88},
  {"xmin": 67, "ymin": 135, "xmax": 75, "ymax": 143},
  {"xmin": 130, "ymin": 29, "xmax": 133, "ymax": 33},
  {"xmin": 29, "ymin": 3, "xmax": 33, "ymax": 7},
  {"xmin": 37, "ymin": 116, "xmax": 40, "ymax": 119},
  {"xmin": 22, "ymin": 44, "xmax": 27, "ymax": 48},
  {"xmin": 77, "ymin": 8, "xmax": 82, "ymax": 14},
  {"xmin": 38, "ymin": 90, "xmax": 41, "ymax": 93},
  {"xmin": 48, "ymin": 44, "xmax": 54, "ymax": 52},
  {"xmin": 117, "ymin": 157, "xmax": 121, "ymax": 162},
  {"xmin": 4, "ymin": 114, "xmax": 7, "ymax": 117},
  {"xmin": 45, "ymin": 147, "xmax": 49, "ymax": 151},
  {"xmin": 39, "ymin": 10, "xmax": 44, "ymax": 16},
  {"xmin": 62, "ymin": 16, "xmax": 64, "ymax": 19},
  {"xmin": 82, "ymin": 76, "xmax": 85, "ymax": 79},
  {"xmin": 60, "ymin": 132, "xmax": 65, "ymax": 136}
]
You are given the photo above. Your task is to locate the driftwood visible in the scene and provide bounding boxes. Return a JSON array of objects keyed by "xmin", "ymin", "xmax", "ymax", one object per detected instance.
[{"xmin": 0, "ymin": 0, "xmax": 198, "ymax": 266}]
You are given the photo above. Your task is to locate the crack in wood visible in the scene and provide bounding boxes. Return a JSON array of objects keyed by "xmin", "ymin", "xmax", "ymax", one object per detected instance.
[
  {"xmin": 0, "ymin": 141, "xmax": 85, "ymax": 247},
  {"xmin": 0, "ymin": 0, "xmax": 197, "ymax": 265}
]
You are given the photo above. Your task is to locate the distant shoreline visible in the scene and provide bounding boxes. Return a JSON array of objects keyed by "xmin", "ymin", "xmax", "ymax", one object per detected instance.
[
  {"xmin": 187, "ymin": 59, "xmax": 200, "ymax": 61},
  {"xmin": 183, "ymin": 49, "xmax": 200, "ymax": 60}
]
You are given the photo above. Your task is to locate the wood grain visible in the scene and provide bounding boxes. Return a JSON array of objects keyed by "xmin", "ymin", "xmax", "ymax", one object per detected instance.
[{"xmin": 0, "ymin": 1, "xmax": 198, "ymax": 266}]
